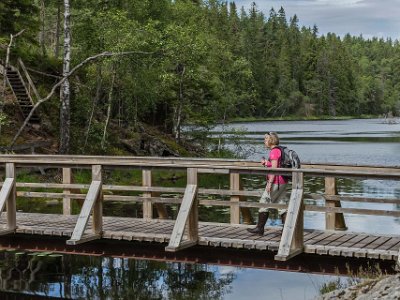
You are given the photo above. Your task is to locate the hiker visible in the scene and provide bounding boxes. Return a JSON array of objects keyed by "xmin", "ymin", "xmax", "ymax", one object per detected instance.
[{"xmin": 247, "ymin": 132, "xmax": 288, "ymax": 235}]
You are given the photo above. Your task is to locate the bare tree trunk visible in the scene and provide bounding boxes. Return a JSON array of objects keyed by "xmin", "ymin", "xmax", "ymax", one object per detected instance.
[
  {"xmin": 59, "ymin": 0, "xmax": 71, "ymax": 154},
  {"xmin": 55, "ymin": 0, "xmax": 62, "ymax": 58},
  {"xmin": 173, "ymin": 65, "xmax": 185, "ymax": 142},
  {"xmin": 39, "ymin": 0, "xmax": 46, "ymax": 56},
  {"xmin": 84, "ymin": 64, "xmax": 102, "ymax": 149},
  {"xmin": 101, "ymin": 68, "xmax": 116, "ymax": 149}
]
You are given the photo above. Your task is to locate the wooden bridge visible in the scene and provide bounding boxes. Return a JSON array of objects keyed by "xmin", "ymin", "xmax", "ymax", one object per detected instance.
[{"xmin": 0, "ymin": 155, "xmax": 399, "ymax": 267}]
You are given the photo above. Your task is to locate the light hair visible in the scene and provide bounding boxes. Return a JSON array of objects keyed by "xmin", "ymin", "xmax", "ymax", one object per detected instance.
[{"xmin": 265, "ymin": 132, "xmax": 279, "ymax": 147}]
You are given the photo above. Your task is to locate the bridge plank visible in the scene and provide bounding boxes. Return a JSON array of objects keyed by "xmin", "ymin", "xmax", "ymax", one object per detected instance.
[{"xmin": 1, "ymin": 212, "xmax": 399, "ymax": 262}]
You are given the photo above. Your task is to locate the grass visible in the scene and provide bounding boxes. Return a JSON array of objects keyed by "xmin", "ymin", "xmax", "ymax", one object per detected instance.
[{"xmin": 319, "ymin": 262, "xmax": 386, "ymax": 295}]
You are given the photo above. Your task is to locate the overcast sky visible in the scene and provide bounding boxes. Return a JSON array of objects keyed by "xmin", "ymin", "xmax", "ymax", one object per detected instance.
[{"xmin": 235, "ymin": 0, "xmax": 400, "ymax": 40}]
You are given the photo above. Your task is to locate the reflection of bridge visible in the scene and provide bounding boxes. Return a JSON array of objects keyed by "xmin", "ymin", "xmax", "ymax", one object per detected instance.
[
  {"xmin": 0, "ymin": 156, "xmax": 399, "ymax": 267},
  {"xmin": 0, "ymin": 235, "xmax": 396, "ymax": 277}
]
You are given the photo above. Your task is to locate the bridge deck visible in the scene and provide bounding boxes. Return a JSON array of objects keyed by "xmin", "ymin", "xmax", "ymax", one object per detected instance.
[{"xmin": 1, "ymin": 213, "xmax": 399, "ymax": 261}]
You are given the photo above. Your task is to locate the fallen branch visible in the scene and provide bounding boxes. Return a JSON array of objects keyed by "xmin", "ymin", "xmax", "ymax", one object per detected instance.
[{"xmin": 9, "ymin": 50, "xmax": 154, "ymax": 147}]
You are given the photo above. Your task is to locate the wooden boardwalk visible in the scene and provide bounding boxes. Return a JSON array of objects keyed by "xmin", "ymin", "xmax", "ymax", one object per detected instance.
[
  {"xmin": 2, "ymin": 213, "xmax": 399, "ymax": 261},
  {"xmin": 0, "ymin": 155, "xmax": 399, "ymax": 265}
]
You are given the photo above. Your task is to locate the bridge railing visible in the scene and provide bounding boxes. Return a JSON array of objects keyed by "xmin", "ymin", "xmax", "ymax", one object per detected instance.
[{"xmin": 0, "ymin": 155, "xmax": 399, "ymax": 261}]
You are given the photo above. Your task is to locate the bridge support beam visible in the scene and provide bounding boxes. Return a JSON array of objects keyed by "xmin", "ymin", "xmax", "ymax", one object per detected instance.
[
  {"xmin": 66, "ymin": 165, "xmax": 103, "ymax": 245},
  {"xmin": 0, "ymin": 163, "xmax": 17, "ymax": 235},
  {"xmin": 166, "ymin": 168, "xmax": 198, "ymax": 252},
  {"xmin": 275, "ymin": 172, "xmax": 304, "ymax": 261}
]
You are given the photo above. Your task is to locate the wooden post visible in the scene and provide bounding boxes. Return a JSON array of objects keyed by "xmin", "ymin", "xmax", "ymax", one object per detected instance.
[
  {"xmin": 187, "ymin": 168, "xmax": 198, "ymax": 241},
  {"xmin": 142, "ymin": 169, "xmax": 153, "ymax": 220},
  {"xmin": 66, "ymin": 165, "xmax": 102, "ymax": 245},
  {"xmin": 325, "ymin": 177, "xmax": 347, "ymax": 231},
  {"xmin": 291, "ymin": 172, "xmax": 304, "ymax": 252},
  {"xmin": 275, "ymin": 171, "xmax": 304, "ymax": 261},
  {"xmin": 230, "ymin": 172, "xmax": 240, "ymax": 224},
  {"xmin": 166, "ymin": 167, "xmax": 198, "ymax": 252},
  {"xmin": 142, "ymin": 169, "xmax": 168, "ymax": 220},
  {"xmin": 230, "ymin": 172, "xmax": 253, "ymax": 225},
  {"xmin": 63, "ymin": 168, "xmax": 72, "ymax": 215},
  {"xmin": 5, "ymin": 163, "xmax": 16, "ymax": 231},
  {"xmin": 92, "ymin": 165, "xmax": 102, "ymax": 235}
]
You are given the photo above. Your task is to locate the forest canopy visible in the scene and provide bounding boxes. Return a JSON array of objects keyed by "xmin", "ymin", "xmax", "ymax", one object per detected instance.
[{"xmin": 1, "ymin": 0, "xmax": 399, "ymax": 151}]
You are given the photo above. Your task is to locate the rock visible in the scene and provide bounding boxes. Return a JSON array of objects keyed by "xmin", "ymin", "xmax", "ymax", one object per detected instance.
[
  {"xmin": 317, "ymin": 274, "xmax": 400, "ymax": 300},
  {"xmin": 120, "ymin": 134, "xmax": 179, "ymax": 157}
]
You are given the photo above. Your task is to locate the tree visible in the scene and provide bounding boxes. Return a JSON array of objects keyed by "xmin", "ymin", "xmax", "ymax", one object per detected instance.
[{"xmin": 59, "ymin": 0, "xmax": 71, "ymax": 154}]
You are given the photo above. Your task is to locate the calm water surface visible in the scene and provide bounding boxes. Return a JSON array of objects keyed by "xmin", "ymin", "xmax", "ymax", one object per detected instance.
[{"xmin": 1, "ymin": 119, "xmax": 399, "ymax": 299}]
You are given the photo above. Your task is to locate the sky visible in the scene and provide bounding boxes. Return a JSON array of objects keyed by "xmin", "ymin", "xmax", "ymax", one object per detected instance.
[{"xmin": 234, "ymin": 0, "xmax": 400, "ymax": 40}]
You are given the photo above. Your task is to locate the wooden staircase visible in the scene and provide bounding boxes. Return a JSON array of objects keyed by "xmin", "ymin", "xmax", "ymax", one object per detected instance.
[{"xmin": 1, "ymin": 60, "xmax": 40, "ymax": 124}]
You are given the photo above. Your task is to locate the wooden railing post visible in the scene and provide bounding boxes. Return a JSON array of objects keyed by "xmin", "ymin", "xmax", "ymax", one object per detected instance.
[
  {"xmin": 142, "ymin": 169, "xmax": 168, "ymax": 220},
  {"xmin": 66, "ymin": 164, "xmax": 102, "ymax": 245},
  {"xmin": 230, "ymin": 172, "xmax": 240, "ymax": 224},
  {"xmin": 5, "ymin": 163, "xmax": 16, "ymax": 231},
  {"xmin": 325, "ymin": 177, "xmax": 347, "ymax": 231},
  {"xmin": 275, "ymin": 171, "xmax": 304, "ymax": 261},
  {"xmin": 63, "ymin": 168, "xmax": 72, "ymax": 215},
  {"xmin": 142, "ymin": 169, "xmax": 153, "ymax": 220},
  {"xmin": 229, "ymin": 172, "xmax": 253, "ymax": 225},
  {"xmin": 92, "ymin": 165, "xmax": 103, "ymax": 235},
  {"xmin": 166, "ymin": 168, "xmax": 198, "ymax": 252},
  {"xmin": 187, "ymin": 168, "xmax": 198, "ymax": 241}
]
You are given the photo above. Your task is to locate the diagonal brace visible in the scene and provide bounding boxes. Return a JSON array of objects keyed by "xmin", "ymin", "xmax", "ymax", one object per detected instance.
[
  {"xmin": 165, "ymin": 184, "xmax": 198, "ymax": 252},
  {"xmin": 66, "ymin": 180, "xmax": 101, "ymax": 245}
]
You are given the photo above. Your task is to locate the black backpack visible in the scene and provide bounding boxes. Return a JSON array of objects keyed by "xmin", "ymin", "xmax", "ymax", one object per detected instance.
[{"xmin": 274, "ymin": 146, "xmax": 301, "ymax": 181}]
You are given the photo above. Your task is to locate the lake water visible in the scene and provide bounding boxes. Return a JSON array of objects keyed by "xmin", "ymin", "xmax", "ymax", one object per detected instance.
[
  {"xmin": 210, "ymin": 118, "xmax": 400, "ymax": 235},
  {"xmin": 1, "ymin": 118, "xmax": 399, "ymax": 299}
]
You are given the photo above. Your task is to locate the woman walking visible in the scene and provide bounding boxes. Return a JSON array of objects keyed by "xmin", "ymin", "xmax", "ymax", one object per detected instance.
[{"xmin": 247, "ymin": 132, "xmax": 288, "ymax": 235}]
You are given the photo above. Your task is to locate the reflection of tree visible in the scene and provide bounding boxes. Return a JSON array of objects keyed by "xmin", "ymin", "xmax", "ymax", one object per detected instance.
[
  {"xmin": 0, "ymin": 252, "xmax": 236, "ymax": 299},
  {"xmin": 67, "ymin": 257, "xmax": 235, "ymax": 299},
  {"xmin": 163, "ymin": 263, "xmax": 235, "ymax": 300},
  {"xmin": 0, "ymin": 251, "xmax": 63, "ymax": 296}
]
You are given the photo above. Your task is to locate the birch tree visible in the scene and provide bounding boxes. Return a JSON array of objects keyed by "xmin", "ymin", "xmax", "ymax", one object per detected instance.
[{"xmin": 59, "ymin": 0, "xmax": 71, "ymax": 154}]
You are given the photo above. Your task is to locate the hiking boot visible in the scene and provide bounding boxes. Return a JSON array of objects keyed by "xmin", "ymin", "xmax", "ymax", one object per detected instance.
[
  {"xmin": 280, "ymin": 212, "xmax": 287, "ymax": 225},
  {"xmin": 247, "ymin": 212, "xmax": 269, "ymax": 235}
]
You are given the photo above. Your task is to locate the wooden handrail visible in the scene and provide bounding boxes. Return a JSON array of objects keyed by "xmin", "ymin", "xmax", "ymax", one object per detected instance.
[
  {"xmin": 17, "ymin": 58, "xmax": 41, "ymax": 103},
  {"xmin": 0, "ymin": 154, "xmax": 400, "ymax": 173},
  {"xmin": 0, "ymin": 155, "xmax": 398, "ymax": 260}
]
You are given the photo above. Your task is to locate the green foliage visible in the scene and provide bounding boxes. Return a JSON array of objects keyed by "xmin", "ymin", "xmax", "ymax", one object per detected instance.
[{"xmin": 2, "ymin": 0, "xmax": 400, "ymax": 154}]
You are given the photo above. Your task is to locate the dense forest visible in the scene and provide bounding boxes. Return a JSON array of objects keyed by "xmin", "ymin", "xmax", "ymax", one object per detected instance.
[{"xmin": 1, "ymin": 0, "xmax": 399, "ymax": 153}]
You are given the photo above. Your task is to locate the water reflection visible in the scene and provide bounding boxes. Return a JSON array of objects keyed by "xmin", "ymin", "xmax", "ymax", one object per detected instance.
[
  {"xmin": 0, "ymin": 250, "xmax": 235, "ymax": 299},
  {"xmin": 1, "ymin": 250, "xmax": 375, "ymax": 300}
]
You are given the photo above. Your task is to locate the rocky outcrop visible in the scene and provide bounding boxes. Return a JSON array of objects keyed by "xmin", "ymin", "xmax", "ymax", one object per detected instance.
[
  {"xmin": 121, "ymin": 133, "xmax": 179, "ymax": 157},
  {"xmin": 317, "ymin": 274, "xmax": 400, "ymax": 300}
]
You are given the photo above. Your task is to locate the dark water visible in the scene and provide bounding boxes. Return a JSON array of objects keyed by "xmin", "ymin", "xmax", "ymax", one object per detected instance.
[{"xmin": 1, "ymin": 119, "xmax": 399, "ymax": 299}]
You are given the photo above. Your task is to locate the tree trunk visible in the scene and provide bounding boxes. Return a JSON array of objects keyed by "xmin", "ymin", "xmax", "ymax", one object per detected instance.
[
  {"xmin": 173, "ymin": 64, "xmax": 185, "ymax": 143},
  {"xmin": 101, "ymin": 68, "xmax": 116, "ymax": 149},
  {"xmin": 55, "ymin": 0, "xmax": 62, "ymax": 58},
  {"xmin": 39, "ymin": 0, "xmax": 46, "ymax": 56},
  {"xmin": 84, "ymin": 64, "xmax": 102, "ymax": 149},
  {"xmin": 59, "ymin": 0, "xmax": 71, "ymax": 154}
]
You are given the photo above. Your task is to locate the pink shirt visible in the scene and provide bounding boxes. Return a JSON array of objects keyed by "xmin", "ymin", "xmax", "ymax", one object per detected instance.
[{"xmin": 265, "ymin": 147, "xmax": 288, "ymax": 185}]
